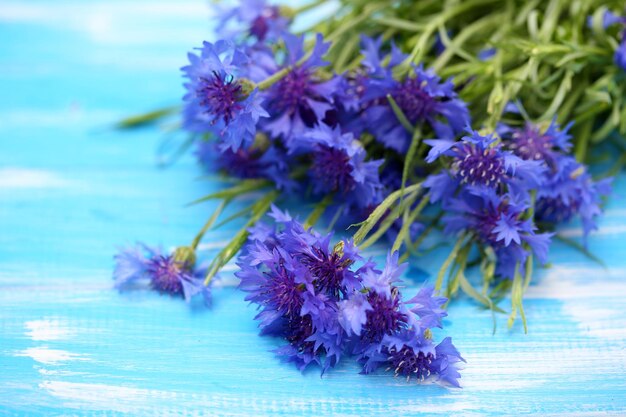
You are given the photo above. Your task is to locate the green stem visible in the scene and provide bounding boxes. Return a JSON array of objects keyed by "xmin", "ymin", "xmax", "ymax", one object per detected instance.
[
  {"xmin": 204, "ymin": 190, "xmax": 279, "ymax": 286},
  {"xmin": 435, "ymin": 234, "xmax": 468, "ymax": 291},
  {"xmin": 391, "ymin": 195, "xmax": 429, "ymax": 253},
  {"xmin": 115, "ymin": 105, "xmax": 179, "ymax": 129},
  {"xmin": 191, "ymin": 200, "xmax": 228, "ymax": 250},
  {"xmin": 352, "ymin": 182, "xmax": 423, "ymax": 246},
  {"xmin": 304, "ymin": 193, "xmax": 334, "ymax": 229},
  {"xmin": 293, "ymin": 0, "xmax": 326, "ymax": 14}
]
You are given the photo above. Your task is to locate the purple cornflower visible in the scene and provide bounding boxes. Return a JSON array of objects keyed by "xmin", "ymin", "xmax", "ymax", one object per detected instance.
[
  {"xmin": 349, "ymin": 258, "xmax": 463, "ymax": 386},
  {"xmin": 360, "ymin": 329, "xmax": 464, "ymax": 386},
  {"xmin": 182, "ymin": 40, "xmax": 268, "ymax": 151},
  {"xmin": 499, "ymin": 120, "xmax": 572, "ymax": 166},
  {"xmin": 216, "ymin": 0, "xmax": 290, "ymax": 43},
  {"xmin": 195, "ymin": 139, "xmax": 295, "ymax": 190},
  {"xmin": 262, "ymin": 34, "xmax": 339, "ymax": 146},
  {"xmin": 237, "ymin": 209, "xmax": 462, "ymax": 383},
  {"xmin": 443, "ymin": 187, "xmax": 552, "ymax": 278},
  {"xmin": 236, "ymin": 207, "xmax": 360, "ymax": 370},
  {"xmin": 113, "ymin": 244, "xmax": 211, "ymax": 304},
  {"xmin": 357, "ymin": 36, "xmax": 470, "ymax": 152},
  {"xmin": 536, "ymin": 156, "xmax": 612, "ymax": 242},
  {"xmin": 293, "ymin": 124, "xmax": 383, "ymax": 208},
  {"xmin": 424, "ymin": 129, "xmax": 544, "ymax": 202}
]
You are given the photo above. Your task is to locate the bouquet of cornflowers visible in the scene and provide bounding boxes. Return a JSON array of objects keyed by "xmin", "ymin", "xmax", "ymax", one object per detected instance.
[{"xmin": 113, "ymin": 0, "xmax": 626, "ymax": 387}]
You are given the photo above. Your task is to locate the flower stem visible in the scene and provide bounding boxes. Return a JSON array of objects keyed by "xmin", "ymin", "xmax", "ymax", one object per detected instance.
[
  {"xmin": 304, "ymin": 193, "xmax": 334, "ymax": 229},
  {"xmin": 204, "ymin": 190, "xmax": 279, "ymax": 286},
  {"xmin": 191, "ymin": 199, "xmax": 228, "ymax": 250},
  {"xmin": 435, "ymin": 234, "xmax": 468, "ymax": 291}
]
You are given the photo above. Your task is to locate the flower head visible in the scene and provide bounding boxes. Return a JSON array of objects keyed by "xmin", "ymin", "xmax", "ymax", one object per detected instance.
[
  {"xmin": 182, "ymin": 40, "xmax": 268, "ymax": 151},
  {"xmin": 293, "ymin": 124, "xmax": 383, "ymax": 208},
  {"xmin": 536, "ymin": 156, "xmax": 612, "ymax": 242},
  {"xmin": 424, "ymin": 129, "xmax": 545, "ymax": 202},
  {"xmin": 443, "ymin": 187, "xmax": 552, "ymax": 278},
  {"xmin": 216, "ymin": 0, "xmax": 290, "ymax": 43},
  {"xmin": 262, "ymin": 34, "xmax": 337, "ymax": 145},
  {"xmin": 356, "ymin": 36, "xmax": 470, "ymax": 152},
  {"xmin": 499, "ymin": 120, "xmax": 572, "ymax": 166},
  {"xmin": 113, "ymin": 244, "xmax": 211, "ymax": 304},
  {"xmin": 195, "ymin": 139, "xmax": 295, "ymax": 190}
]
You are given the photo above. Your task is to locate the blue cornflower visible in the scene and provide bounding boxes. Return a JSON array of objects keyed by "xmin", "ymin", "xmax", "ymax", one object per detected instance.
[
  {"xmin": 405, "ymin": 286, "xmax": 448, "ymax": 329},
  {"xmin": 216, "ymin": 0, "xmax": 290, "ymax": 43},
  {"xmin": 262, "ymin": 34, "xmax": 338, "ymax": 145},
  {"xmin": 443, "ymin": 187, "xmax": 552, "ymax": 278},
  {"xmin": 425, "ymin": 129, "xmax": 544, "ymax": 201},
  {"xmin": 536, "ymin": 156, "xmax": 612, "ymax": 242},
  {"xmin": 499, "ymin": 120, "xmax": 572, "ymax": 166},
  {"xmin": 236, "ymin": 207, "xmax": 360, "ymax": 371},
  {"xmin": 357, "ymin": 36, "xmax": 470, "ymax": 152},
  {"xmin": 182, "ymin": 40, "xmax": 268, "ymax": 151},
  {"xmin": 238, "ymin": 210, "xmax": 462, "ymax": 381},
  {"xmin": 293, "ymin": 124, "xmax": 384, "ymax": 208},
  {"xmin": 360, "ymin": 329, "xmax": 464, "ymax": 386},
  {"xmin": 195, "ymin": 140, "xmax": 295, "ymax": 190},
  {"xmin": 113, "ymin": 244, "xmax": 211, "ymax": 304}
]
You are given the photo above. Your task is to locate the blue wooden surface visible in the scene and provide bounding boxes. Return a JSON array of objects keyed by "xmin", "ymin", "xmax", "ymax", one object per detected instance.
[{"xmin": 1, "ymin": 1, "xmax": 626, "ymax": 415}]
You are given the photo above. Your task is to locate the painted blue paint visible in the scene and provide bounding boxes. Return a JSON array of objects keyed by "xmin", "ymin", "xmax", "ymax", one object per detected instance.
[{"xmin": 1, "ymin": 1, "xmax": 625, "ymax": 415}]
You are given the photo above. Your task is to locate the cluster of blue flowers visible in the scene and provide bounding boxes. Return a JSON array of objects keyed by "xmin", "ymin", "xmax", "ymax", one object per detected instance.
[
  {"xmin": 111, "ymin": 0, "xmax": 618, "ymax": 387},
  {"xmin": 236, "ymin": 206, "xmax": 463, "ymax": 386},
  {"xmin": 424, "ymin": 119, "xmax": 610, "ymax": 278}
]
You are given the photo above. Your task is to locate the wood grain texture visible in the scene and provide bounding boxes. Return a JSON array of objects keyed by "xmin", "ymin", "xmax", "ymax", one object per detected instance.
[{"xmin": 1, "ymin": 1, "xmax": 625, "ymax": 416}]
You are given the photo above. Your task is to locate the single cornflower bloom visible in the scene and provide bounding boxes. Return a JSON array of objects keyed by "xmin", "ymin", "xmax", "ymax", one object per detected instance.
[
  {"xmin": 216, "ymin": 0, "xmax": 290, "ymax": 43},
  {"xmin": 442, "ymin": 187, "xmax": 552, "ymax": 279},
  {"xmin": 195, "ymin": 139, "xmax": 295, "ymax": 190},
  {"xmin": 360, "ymin": 330, "xmax": 464, "ymax": 387},
  {"xmin": 357, "ymin": 36, "xmax": 470, "ymax": 153},
  {"xmin": 182, "ymin": 40, "xmax": 268, "ymax": 151},
  {"xmin": 424, "ymin": 129, "xmax": 544, "ymax": 203},
  {"xmin": 536, "ymin": 156, "xmax": 612, "ymax": 242},
  {"xmin": 293, "ymin": 124, "xmax": 383, "ymax": 209},
  {"xmin": 113, "ymin": 244, "xmax": 211, "ymax": 304},
  {"xmin": 262, "ymin": 34, "xmax": 339, "ymax": 146},
  {"xmin": 499, "ymin": 120, "xmax": 572, "ymax": 166}
]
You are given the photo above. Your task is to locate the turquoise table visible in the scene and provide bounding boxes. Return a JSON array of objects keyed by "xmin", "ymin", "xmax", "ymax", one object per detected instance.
[{"xmin": 1, "ymin": 1, "xmax": 626, "ymax": 415}]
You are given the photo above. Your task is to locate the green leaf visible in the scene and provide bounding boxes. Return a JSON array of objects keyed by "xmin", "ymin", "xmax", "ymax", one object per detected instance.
[
  {"xmin": 204, "ymin": 190, "xmax": 279, "ymax": 285},
  {"xmin": 508, "ymin": 264, "xmax": 528, "ymax": 333},
  {"xmin": 386, "ymin": 94, "xmax": 413, "ymax": 132},
  {"xmin": 115, "ymin": 106, "xmax": 179, "ymax": 129},
  {"xmin": 187, "ymin": 179, "xmax": 271, "ymax": 205},
  {"xmin": 352, "ymin": 182, "xmax": 422, "ymax": 246},
  {"xmin": 435, "ymin": 235, "xmax": 468, "ymax": 291}
]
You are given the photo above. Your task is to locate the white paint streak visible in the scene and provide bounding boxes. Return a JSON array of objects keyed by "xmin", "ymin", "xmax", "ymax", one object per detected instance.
[
  {"xmin": 25, "ymin": 318, "xmax": 74, "ymax": 341},
  {"xmin": 0, "ymin": 168, "xmax": 72, "ymax": 189},
  {"xmin": 15, "ymin": 347, "xmax": 88, "ymax": 365},
  {"xmin": 558, "ymin": 224, "xmax": 626, "ymax": 238},
  {"xmin": 0, "ymin": 2, "xmax": 207, "ymax": 45},
  {"xmin": 525, "ymin": 265, "xmax": 626, "ymax": 299}
]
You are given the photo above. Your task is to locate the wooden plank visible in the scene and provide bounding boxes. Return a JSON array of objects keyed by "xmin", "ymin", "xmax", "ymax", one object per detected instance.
[{"xmin": 1, "ymin": 1, "xmax": 625, "ymax": 415}]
